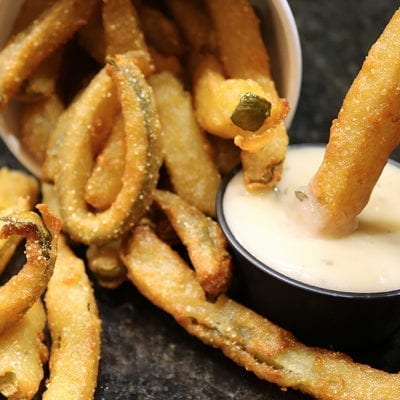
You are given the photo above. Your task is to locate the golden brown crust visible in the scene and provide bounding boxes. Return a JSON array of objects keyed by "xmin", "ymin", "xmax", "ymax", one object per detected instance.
[
  {"xmin": 0, "ymin": 204, "xmax": 60, "ymax": 335},
  {"xmin": 0, "ymin": 0, "xmax": 97, "ymax": 110},
  {"xmin": 309, "ymin": 9, "xmax": 400, "ymax": 235},
  {"xmin": 43, "ymin": 235, "xmax": 101, "ymax": 400},
  {"xmin": 149, "ymin": 71, "xmax": 221, "ymax": 217},
  {"xmin": 153, "ymin": 189, "xmax": 232, "ymax": 300},
  {"xmin": 0, "ymin": 301, "xmax": 48, "ymax": 400},
  {"xmin": 54, "ymin": 54, "xmax": 162, "ymax": 244},
  {"xmin": 122, "ymin": 225, "xmax": 400, "ymax": 400}
]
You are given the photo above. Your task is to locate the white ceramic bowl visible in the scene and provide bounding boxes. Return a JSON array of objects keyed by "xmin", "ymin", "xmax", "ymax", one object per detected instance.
[{"xmin": 0, "ymin": 0, "xmax": 302, "ymax": 176}]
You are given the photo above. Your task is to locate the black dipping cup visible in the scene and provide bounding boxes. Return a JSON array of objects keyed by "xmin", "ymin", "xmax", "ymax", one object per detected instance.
[{"xmin": 216, "ymin": 169, "xmax": 400, "ymax": 350}]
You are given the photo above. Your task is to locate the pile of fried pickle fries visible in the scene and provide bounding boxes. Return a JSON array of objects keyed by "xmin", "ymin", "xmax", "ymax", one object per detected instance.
[{"xmin": 0, "ymin": 0, "xmax": 400, "ymax": 399}]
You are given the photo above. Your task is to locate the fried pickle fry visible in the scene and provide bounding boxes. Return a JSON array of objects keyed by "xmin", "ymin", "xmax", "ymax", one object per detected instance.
[
  {"xmin": 208, "ymin": 135, "xmax": 240, "ymax": 176},
  {"xmin": 43, "ymin": 78, "xmax": 119, "ymax": 183},
  {"xmin": 123, "ymin": 225, "xmax": 400, "ymax": 400},
  {"xmin": 85, "ymin": 112, "xmax": 125, "ymax": 210},
  {"xmin": 55, "ymin": 54, "xmax": 162, "ymax": 244},
  {"xmin": 11, "ymin": 0, "xmax": 62, "ymax": 101},
  {"xmin": 87, "ymin": 239, "xmax": 126, "ymax": 288},
  {"xmin": 0, "ymin": 300, "xmax": 48, "ymax": 400},
  {"xmin": 205, "ymin": 0, "xmax": 271, "ymax": 86},
  {"xmin": 193, "ymin": 53, "xmax": 288, "ymax": 142},
  {"xmin": 205, "ymin": 0, "xmax": 289, "ymax": 188},
  {"xmin": 303, "ymin": 9, "xmax": 400, "ymax": 236},
  {"xmin": 0, "ymin": 0, "xmax": 97, "ymax": 110},
  {"xmin": 241, "ymin": 123, "xmax": 289, "ymax": 191},
  {"xmin": 17, "ymin": 49, "xmax": 63, "ymax": 102},
  {"xmin": 20, "ymin": 94, "xmax": 64, "ymax": 165},
  {"xmin": 102, "ymin": 0, "xmax": 154, "ymax": 76},
  {"xmin": 138, "ymin": 4, "xmax": 184, "ymax": 57},
  {"xmin": 149, "ymin": 71, "xmax": 221, "ymax": 216},
  {"xmin": 0, "ymin": 204, "xmax": 60, "ymax": 334},
  {"xmin": 0, "ymin": 168, "xmax": 39, "ymax": 274},
  {"xmin": 42, "ymin": 98, "xmax": 78, "ymax": 183},
  {"xmin": 153, "ymin": 189, "xmax": 232, "ymax": 300},
  {"xmin": 43, "ymin": 235, "xmax": 101, "ymax": 400}
]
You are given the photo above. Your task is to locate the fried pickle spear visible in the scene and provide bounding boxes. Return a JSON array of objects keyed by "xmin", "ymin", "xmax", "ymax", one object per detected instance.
[
  {"xmin": 304, "ymin": 9, "xmax": 400, "ymax": 236},
  {"xmin": 11, "ymin": 0, "xmax": 62, "ymax": 101},
  {"xmin": 0, "ymin": 168, "xmax": 38, "ymax": 274},
  {"xmin": 43, "ymin": 235, "xmax": 101, "ymax": 400},
  {"xmin": 20, "ymin": 94, "xmax": 64, "ymax": 165},
  {"xmin": 153, "ymin": 189, "xmax": 231, "ymax": 300},
  {"xmin": 102, "ymin": 0, "xmax": 154, "ymax": 76},
  {"xmin": 149, "ymin": 71, "xmax": 221, "ymax": 216},
  {"xmin": 193, "ymin": 53, "xmax": 288, "ymax": 145},
  {"xmin": 122, "ymin": 225, "xmax": 400, "ymax": 400},
  {"xmin": 0, "ymin": 0, "xmax": 97, "ymax": 110},
  {"xmin": 0, "ymin": 300, "xmax": 48, "ymax": 400},
  {"xmin": 165, "ymin": 0, "xmax": 215, "ymax": 54},
  {"xmin": 84, "ymin": 113, "xmax": 125, "ymax": 210},
  {"xmin": 205, "ymin": 0, "xmax": 290, "ymax": 189},
  {"xmin": 0, "ymin": 204, "xmax": 60, "ymax": 334},
  {"xmin": 55, "ymin": 54, "xmax": 162, "ymax": 244},
  {"xmin": 241, "ymin": 123, "xmax": 288, "ymax": 190}
]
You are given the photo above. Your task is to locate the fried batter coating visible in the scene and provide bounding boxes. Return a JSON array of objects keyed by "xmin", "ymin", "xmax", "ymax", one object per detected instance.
[
  {"xmin": 153, "ymin": 189, "xmax": 231, "ymax": 300},
  {"xmin": 43, "ymin": 235, "xmax": 101, "ymax": 400},
  {"xmin": 55, "ymin": 54, "xmax": 162, "ymax": 244},
  {"xmin": 0, "ymin": 301, "xmax": 48, "ymax": 400},
  {"xmin": 0, "ymin": 0, "xmax": 97, "ymax": 110},
  {"xmin": 149, "ymin": 71, "xmax": 221, "ymax": 217},
  {"xmin": 308, "ymin": 9, "xmax": 400, "ymax": 235},
  {"xmin": 0, "ymin": 204, "xmax": 60, "ymax": 334},
  {"xmin": 122, "ymin": 225, "xmax": 400, "ymax": 400},
  {"xmin": 0, "ymin": 168, "xmax": 38, "ymax": 274}
]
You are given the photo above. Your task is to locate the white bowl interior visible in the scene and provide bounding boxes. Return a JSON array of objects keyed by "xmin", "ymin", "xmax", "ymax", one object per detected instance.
[{"xmin": 0, "ymin": 0, "xmax": 302, "ymax": 177}]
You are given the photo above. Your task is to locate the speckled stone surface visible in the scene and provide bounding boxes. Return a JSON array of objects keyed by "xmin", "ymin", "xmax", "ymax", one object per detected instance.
[{"xmin": 1, "ymin": 1, "xmax": 400, "ymax": 399}]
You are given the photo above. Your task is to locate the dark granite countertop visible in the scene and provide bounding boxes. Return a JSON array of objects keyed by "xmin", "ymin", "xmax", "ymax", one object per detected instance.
[{"xmin": 1, "ymin": 1, "xmax": 400, "ymax": 399}]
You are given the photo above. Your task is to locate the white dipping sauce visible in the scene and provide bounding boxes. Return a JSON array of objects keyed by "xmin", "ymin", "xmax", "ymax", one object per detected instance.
[{"xmin": 223, "ymin": 146, "xmax": 400, "ymax": 293}]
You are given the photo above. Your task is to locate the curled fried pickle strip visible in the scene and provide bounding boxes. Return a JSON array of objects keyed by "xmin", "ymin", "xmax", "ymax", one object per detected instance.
[
  {"xmin": 102, "ymin": 0, "xmax": 154, "ymax": 76},
  {"xmin": 205, "ymin": 0, "xmax": 289, "ymax": 188},
  {"xmin": 42, "ymin": 96, "xmax": 81, "ymax": 183},
  {"xmin": 0, "ymin": 300, "xmax": 48, "ymax": 400},
  {"xmin": 84, "ymin": 112, "xmax": 125, "ymax": 210},
  {"xmin": 149, "ymin": 71, "xmax": 221, "ymax": 216},
  {"xmin": 306, "ymin": 9, "xmax": 400, "ymax": 236},
  {"xmin": 43, "ymin": 235, "xmax": 101, "ymax": 400},
  {"xmin": 153, "ymin": 189, "xmax": 232, "ymax": 300},
  {"xmin": 122, "ymin": 225, "xmax": 400, "ymax": 400},
  {"xmin": 55, "ymin": 54, "xmax": 162, "ymax": 244},
  {"xmin": 0, "ymin": 168, "xmax": 38, "ymax": 274},
  {"xmin": 0, "ymin": 204, "xmax": 60, "ymax": 334},
  {"xmin": 0, "ymin": 0, "xmax": 97, "ymax": 110}
]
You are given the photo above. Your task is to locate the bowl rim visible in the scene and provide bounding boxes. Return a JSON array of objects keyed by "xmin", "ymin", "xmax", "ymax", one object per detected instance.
[{"xmin": 216, "ymin": 143, "xmax": 400, "ymax": 300}]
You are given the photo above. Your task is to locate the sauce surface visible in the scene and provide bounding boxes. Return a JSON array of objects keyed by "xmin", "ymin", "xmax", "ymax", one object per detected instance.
[{"xmin": 223, "ymin": 146, "xmax": 400, "ymax": 292}]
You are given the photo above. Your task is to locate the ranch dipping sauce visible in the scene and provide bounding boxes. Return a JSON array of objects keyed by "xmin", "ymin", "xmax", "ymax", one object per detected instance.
[{"xmin": 223, "ymin": 145, "xmax": 400, "ymax": 293}]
